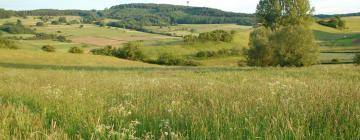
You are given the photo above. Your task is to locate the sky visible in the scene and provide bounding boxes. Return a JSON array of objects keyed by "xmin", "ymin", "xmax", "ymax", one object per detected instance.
[{"xmin": 0, "ymin": 0, "xmax": 359, "ymax": 14}]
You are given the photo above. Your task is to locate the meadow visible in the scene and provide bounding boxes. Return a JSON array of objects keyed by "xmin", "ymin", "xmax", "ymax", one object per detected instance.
[{"xmin": 0, "ymin": 15, "xmax": 360, "ymax": 139}]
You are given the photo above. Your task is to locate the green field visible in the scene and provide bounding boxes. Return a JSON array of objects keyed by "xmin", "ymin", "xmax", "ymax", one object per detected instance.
[
  {"xmin": 1, "ymin": 15, "xmax": 360, "ymax": 139},
  {"xmin": 0, "ymin": 55, "xmax": 359, "ymax": 139}
]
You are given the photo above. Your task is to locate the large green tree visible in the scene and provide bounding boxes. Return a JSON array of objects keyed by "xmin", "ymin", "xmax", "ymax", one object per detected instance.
[
  {"xmin": 256, "ymin": 0, "xmax": 314, "ymax": 31},
  {"xmin": 248, "ymin": 0, "xmax": 318, "ymax": 67}
]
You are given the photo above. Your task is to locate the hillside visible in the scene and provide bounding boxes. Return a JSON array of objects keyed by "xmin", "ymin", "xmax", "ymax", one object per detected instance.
[{"xmin": 106, "ymin": 4, "xmax": 254, "ymax": 25}]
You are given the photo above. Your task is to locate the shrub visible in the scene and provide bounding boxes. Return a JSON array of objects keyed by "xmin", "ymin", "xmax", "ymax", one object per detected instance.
[
  {"xmin": 36, "ymin": 22, "xmax": 45, "ymax": 26},
  {"xmin": 237, "ymin": 60, "xmax": 247, "ymax": 67},
  {"xmin": 155, "ymin": 53, "xmax": 185, "ymax": 65},
  {"xmin": 68, "ymin": 20, "xmax": 80, "ymax": 25},
  {"xmin": 0, "ymin": 22, "xmax": 34, "ymax": 34},
  {"xmin": 51, "ymin": 21, "xmax": 60, "ymax": 25},
  {"xmin": 247, "ymin": 27, "xmax": 273, "ymax": 67},
  {"xmin": 58, "ymin": 17, "xmax": 67, "ymax": 23},
  {"xmin": 114, "ymin": 41, "xmax": 145, "ymax": 60},
  {"xmin": 317, "ymin": 16, "xmax": 347, "ymax": 30},
  {"xmin": 90, "ymin": 45, "xmax": 115, "ymax": 56},
  {"xmin": 183, "ymin": 35, "xmax": 198, "ymax": 43},
  {"xmin": 195, "ymin": 51, "xmax": 217, "ymax": 58},
  {"xmin": 270, "ymin": 26, "xmax": 319, "ymax": 67},
  {"xmin": 79, "ymin": 25, "xmax": 84, "ymax": 28},
  {"xmin": 41, "ymin": 45, "xmax": 56, "ymax": 52},
  {"xmin": 68, "ymin": 47, "xmax": 84, "ymax": 54},
  {"xmin": 354, "ymin": 54, "xmax": 360, "ymax": 65},
  {"xmin": 247, "ymin": 26, "xmax": 318, "ymax": 67},
  {"xmin": 198, "ymin": 30, "xmax": 234, "ymax": 42},
  {"xmin": 331, "ymin": 58, "xmax": 339, "ymax": 63},
  {"xmin": 34, "ymin": 33, "xmax": 69, "ymax": 42},
  {"xmin": 195, "ymin": 47, "xmax": 242, "ymax": 58},
  {"xmin": 0, "ymin": 37, "xmax": 19, "ymax": 49}
]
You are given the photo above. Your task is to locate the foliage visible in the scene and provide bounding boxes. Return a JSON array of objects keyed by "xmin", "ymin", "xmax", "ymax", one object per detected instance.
[
  {"xmin": 107, "ymin": 4, "xmax": 255, "ymax": 26},
  {"xmin": 41, "ymin": 45, "xmax": 56, "ymax": 52},
  {"xmin": 68, "ymin": 20, "xmax": 80, "ymax": 25},
  {"xmin": 250, "ymin": 0, "xmax": 318, "ymax": 67},
  {"xmin": 247, "ymin": 27, "xmax": 274, "ymax": 66},
  {"xmin": 354, "ymin": 54, "xmax": 360, "ymax": 65},
  {"xmin": 51, "ymin": 21, "xmax": 60, "ymax": 25},
  {"xmin": 114, "ymin": 41, "xmax": 145, "ymax": 60},
  {"xmin": 195, "ymin": 47, "xmax": 242, "ymax": 58},
  {"xmin": 90, "ymin": 45, "xmax": 115, "ymax": 56},
  {"xmin": 68, "ymin": 47, "xmax": 84, "ymax": 54},
  {"xmin": 36, "ymin": 22, "xmax": 45, "ymax": 26},
  {"xmin": 153, "ymin": 53, "xmax": 199, "ymax": 66},
  {"xmin": 0, "ymin": 9, "xmax": 14, "ymax": 19},
  {"xmin": 198, "ymin": 30, "xmax": 234, "ymax": 42},
  {"xmin": 0, "ymin": 37, "xmax": 18, "ymax": 49},
  {"xmin": 183, "ymin": 35, "xmax": 198, "ymax": 43},
  {"xmin": 270, "ymin": 26, "xmax": 319, "ymax": 67},
  {"xmin": 317, "ymin": 16, "xmax": 347, "ymax": 30},
  {"xmin": 33, "ymin": 33, "xmax": 70, "ymax": 42},
  {"xmin": 0, "ymin": 22, "xmax": 34, "ymax": 34},
  {"xmin": 184, "ymin": 30, "xmax": 234, "ymax": 43},
  {"xmin": 58, "ymin": 17, "xmax": 67, "ymax": 23},
  {"xmin": 256, "ymin": 0, "xmax": 314, "ymax": 31}
]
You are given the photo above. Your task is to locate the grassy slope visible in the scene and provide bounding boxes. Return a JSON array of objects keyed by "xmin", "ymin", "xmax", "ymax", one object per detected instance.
[
  {"xmin": 0, "ymin": 49, "xmax": 155, "ymax": 67},
  {"xmin": 0, "ymin": 64, "xmax": 359, "ymax": 139}
]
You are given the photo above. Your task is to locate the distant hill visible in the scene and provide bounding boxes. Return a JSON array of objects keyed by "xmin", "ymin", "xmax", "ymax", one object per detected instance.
[
  {"xmin": 316, "ymin": 12, "xmax": 360, "ymax": 18},
  {"xmin": 1, "ymin": 4, "xmax": 255, "ymax": 26},
  {"xmin": 105, "ymin": 4, "xmax": 255, "ymax": 25}
]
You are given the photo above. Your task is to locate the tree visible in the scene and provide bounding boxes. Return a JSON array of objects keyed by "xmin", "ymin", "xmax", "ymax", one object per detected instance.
[
  {"xmin": 36, "ymin": 22, "xmax": 45, "ymax": 26},
  {"xmin": 114, "ymin": 41, "xmax": 145, "ymax": 60},
  {"xmin": 354, "ymin": 54, "xmax": 360, "ymax": 65},
  {"xmin": 270, "ymin": 26, "xmax": 319, "ymax": 66},
  {"xmin": 248, "ymin": 0, "xmax": 318, "ymax": 67},
  {"xmin": 256, "ymin": 0, "xmax": 314, "ymax": 31},
  {"xmin": 58, "ymin": 17, "xmax": 67, "ymax": 23},
  {"xmin": 247, "ymin": 27, "xmax": 274, "ymax": 66}
]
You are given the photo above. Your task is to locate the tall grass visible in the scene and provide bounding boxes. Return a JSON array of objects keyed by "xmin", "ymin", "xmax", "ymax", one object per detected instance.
[{"xmin": 0, "ymin": 65, "xmax": 359, "ymax": 139}]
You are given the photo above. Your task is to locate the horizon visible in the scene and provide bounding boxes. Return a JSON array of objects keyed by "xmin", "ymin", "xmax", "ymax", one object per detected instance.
[{"xmin": 0, "ymin": 0, "xmax": 359, "ymax": 14}]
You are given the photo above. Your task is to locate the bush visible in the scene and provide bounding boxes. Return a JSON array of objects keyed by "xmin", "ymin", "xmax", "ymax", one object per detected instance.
[
  {"xmin": 36, "ymin": 22, "xmax": 45, "ymax": 26},
  {"xmin": 183, "ymin": 35, "xmax": 198, "ymax": 43},
  {"xmin": 247, "ymin": 27, "xmax": 273, "ymax": 66},
  {"xmin": 0, "ymin": 37, "xmax": 19, "ymax": 49},
  {"xmin": 114, "ymin": 41, "xmax": 145, "ymax": 60},
  {"xmin": 354, "ymin": 54, "xmax": 360, "ymax": 65},
  {"xmin": 247, "ymin": 26, "xmax": 318, "ymax": 67},
  {"xmin": 58, "ymin": 17, "xmax": 67, "ymax": 23},
  {"xmin": 68, "ymin": 20, "xmax": 80, "ymax": 25},
  {"xmin": 151, "ymin": 53, "xmax": 200, "ymax": 66},
  {"xmin": 155, "ymin": 53, "xmax": 185, "ymax": 65},
  {"xmin": 79, "ymin": 25, "xmax": 84, "ymax": 28},
  {"xmin": 34, "ymin": 33, "xmax": 69, "ymax": 42},
  {"xmin": 198, "ymin": 30, "xmax": 234, "ymax": 42},
  {"xmin": 41, "ymin": 45, "xmax": 56, "ymax": 52},
  {"xmin": 51, "ymin": 21, "xmax": 60, "ymax": 25},
  {"xmin": 195, "ymin": 47, "xmax": 242, "ymax": 58},
  {"xmin": 0, "ymin": 22, "xmax": 34, "ymax": 34},
  {"xmin": 237, "ymin": 60, "xmax": 247, "ymax": 67},
  {"xmin": 270, "ymin": 26, "xmax": 319, "ymax": 67},
  {"xmin": 90, "ymin": 45, "xmax": 115, "ymax": 56},
  {"xmin": 68, "ymin": 47, "xmax": 84, "ymax": 54},
  {"xmin": 331, "ymin": 58, "xmax": 339, "ymax": 63}
]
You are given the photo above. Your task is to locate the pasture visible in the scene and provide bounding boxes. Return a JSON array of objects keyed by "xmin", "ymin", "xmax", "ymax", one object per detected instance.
[
  {"xmin": 0, "ymin": 53, "xmax": 359, "ymax": 139},
  {"xmin": 0, "ymin": 15, "xmax": 360, "ymax": 139}
]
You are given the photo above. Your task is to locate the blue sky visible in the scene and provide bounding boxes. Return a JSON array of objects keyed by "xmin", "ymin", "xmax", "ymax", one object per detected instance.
[{"xmin": 0, "ymin": 0, "xmax": 359, "ymax": 14}]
